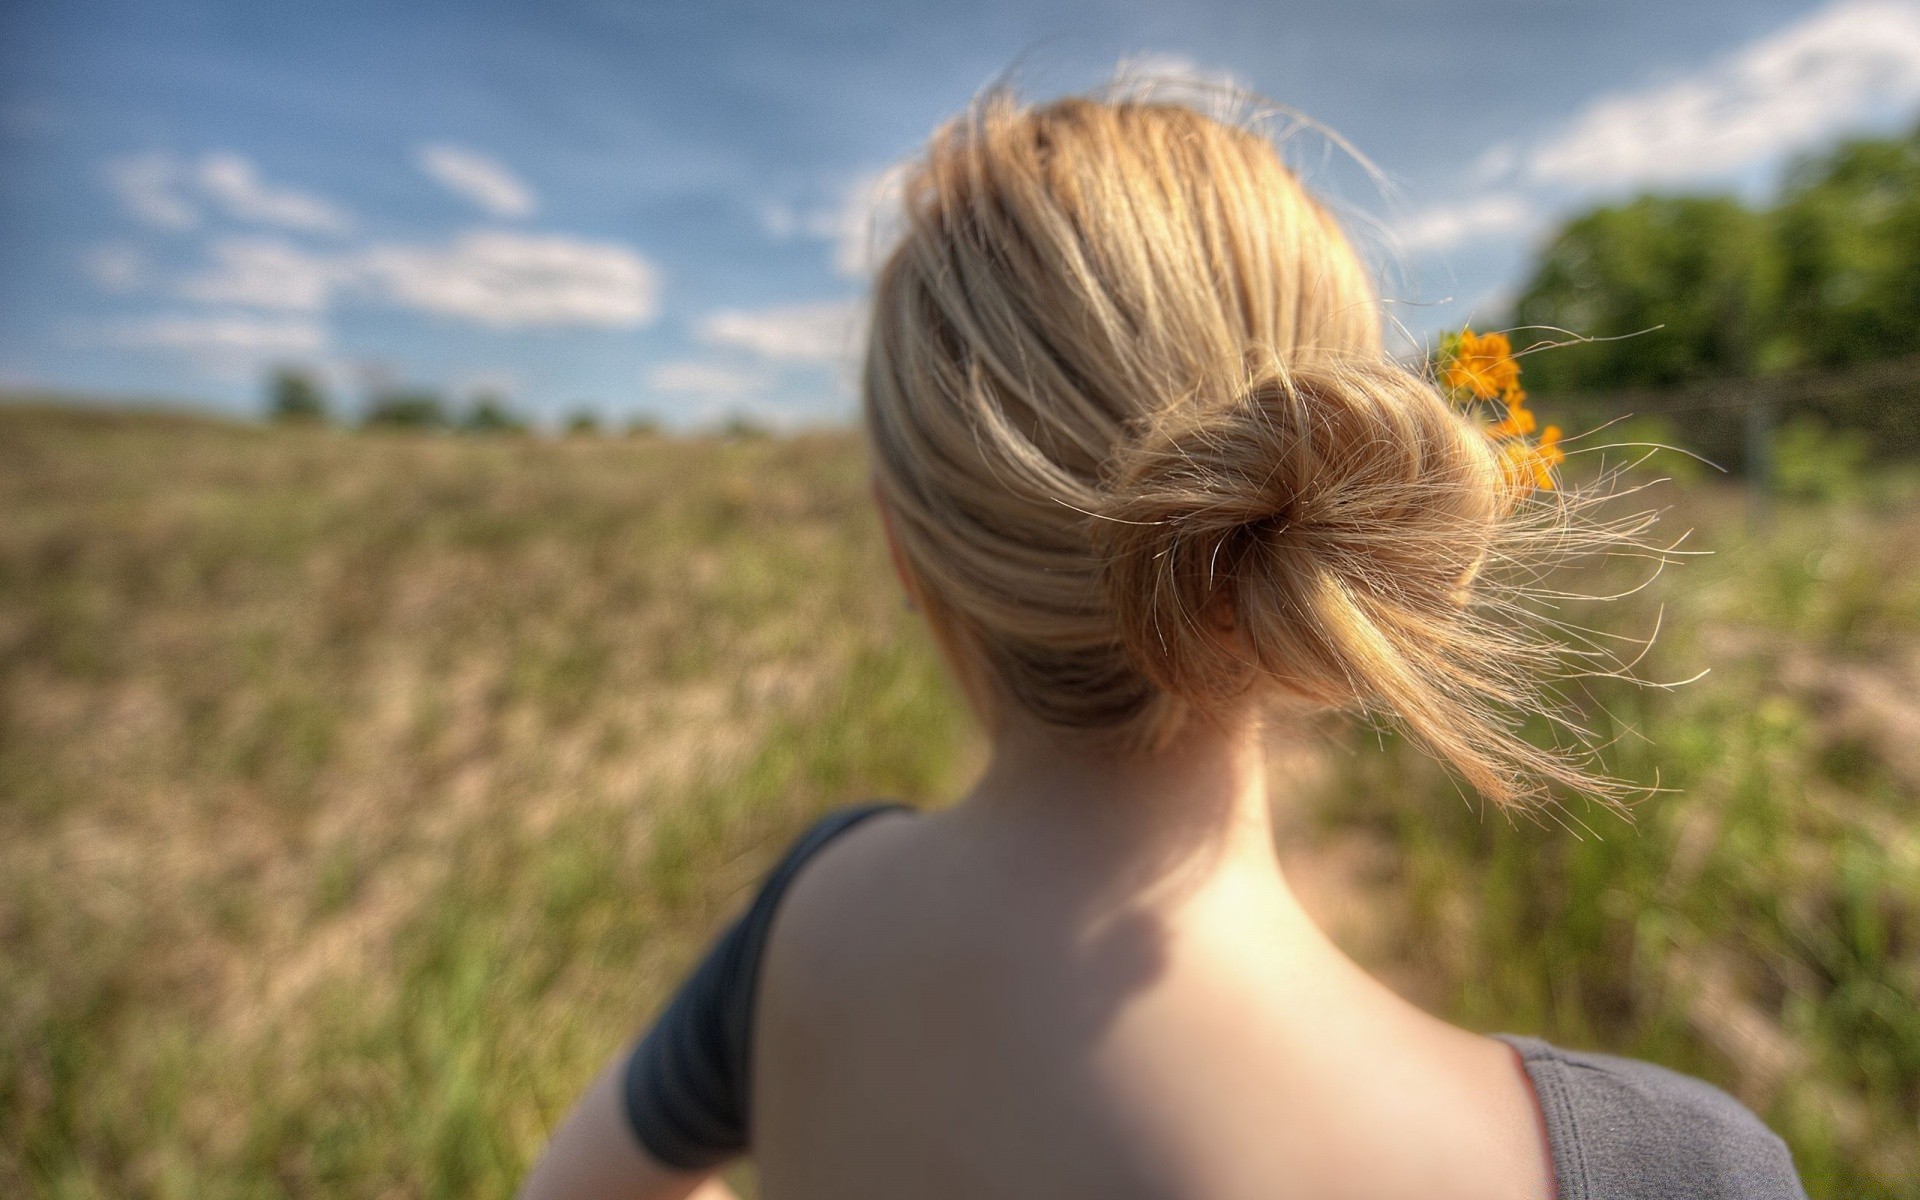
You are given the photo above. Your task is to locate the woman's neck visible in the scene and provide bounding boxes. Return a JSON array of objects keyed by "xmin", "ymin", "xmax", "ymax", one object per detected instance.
[{"xmin": 949, "ymin": 715, "xmax": 1290, "ymax": 912}]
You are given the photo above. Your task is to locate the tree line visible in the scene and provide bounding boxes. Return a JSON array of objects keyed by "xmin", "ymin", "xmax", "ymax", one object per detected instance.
[
  {"xmin": 264, "ymin": 120, "xmax": 1919, "ymax": 443},
  {"xmin": 1510, "ymin": 120, "xmax": 1920, "ymax": 394},
  {"xmin": 265, "ymin": 369, "xmax": 661, "ymax": 436}
]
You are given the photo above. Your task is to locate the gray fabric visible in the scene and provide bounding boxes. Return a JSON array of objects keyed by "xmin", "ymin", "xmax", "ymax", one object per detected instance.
[{"xmin": 1494, "ymin": 1033, "xmax": 1808, "ymax": 1199}]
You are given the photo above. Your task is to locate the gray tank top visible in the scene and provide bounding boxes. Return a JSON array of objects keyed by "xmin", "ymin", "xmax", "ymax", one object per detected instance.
[{"xmin": 623, "ymin": 804, "xmax": 1809, "ymax": 1197}]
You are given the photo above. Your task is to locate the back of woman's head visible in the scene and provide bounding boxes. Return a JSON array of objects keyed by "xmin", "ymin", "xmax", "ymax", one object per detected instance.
[{"xmin": 863, "ymin": 84, "xmax": 1622, "ymax": 808}]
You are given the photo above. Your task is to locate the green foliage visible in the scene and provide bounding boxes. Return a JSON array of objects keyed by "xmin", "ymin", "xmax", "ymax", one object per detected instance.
[
  {"xmin": 460, "ymin": 393, "xmax": 527, "ymax": 435},
  {"xmin": 268, "ymin": 367, "xmax": 330, "ymax": 424},
  {"xmin": 563, "ymin": 409, "xmax": 602, "ymax": 437},
  {"xmin": 364, "ymin": 389, "xmax": 450, "ymax": 430},
  {"xmin": 1596, "ymin": 414, "xmax": 1711, "ymax": 485},
  {"xmin": 1513, "ymin": 195, "xmax": 1766, "ymax": 392},
  {"xmin": 1317, "ymin": 491, "xmax": 1920, "ymax": 1194},
  {"xmin": 1771, "ymin": 418, "xmax": 1872, "ymax": 504},
  {"xmin": 2, "ymin": 405, "xmax": 1915, "ymax": 1195},
  {"xmin": 1770, "ymin": 129, "xmax": 1920, "ymax": 370},
  {"xmin": 720, "ymin": 413, "xmax": 772, "ymax": 440},
  {"xmin": 0, "ymin": 407, "xmax": 973, "ymax": 1198},
  {"xmin": 1512, "ymin": 121, "xmax": 1920, "ymax": 392}
]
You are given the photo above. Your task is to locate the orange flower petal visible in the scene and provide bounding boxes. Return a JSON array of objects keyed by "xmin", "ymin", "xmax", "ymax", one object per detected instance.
[{"xmin": 1442, "ymin": 328, "xmax": 1522, "ymax": 402}]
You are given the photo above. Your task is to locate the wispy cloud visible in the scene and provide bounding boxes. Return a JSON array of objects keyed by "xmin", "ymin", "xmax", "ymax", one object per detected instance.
[
  {"xmin": 1398, "ymin": 0, "xmax": 1920, "ymax": 262},
  {"xmin": 416, "ymin": 144, "xmax": 536, "ymax": 219},
  {"xmin": 178, "ymin": 237, "xmax": 341, "ymax": 311},
  {"xmin": 1110, "ymin": 52, "xmax": 1250, "ymax": 99},
  {"xmin": 105, "ymin": 154, "xmax": 199, "ymax": 230},
  {"xmin": 97, "ymin": 140, "xmax": 654, "ymax": 331},
  {"xmin": 1525, "ymin": 0, "xmax": 1920, "ymax": 189},
  {"xmin": 196, "ymin": 153, "xmax": 353, "ymax": 234},
  {"xmin": 109, "ymin": 313, "xmax": 329, "ymax": 379},
  {"xmin": 132, "ymin": 227, "xmax": 659, "ymax": 332},
  {"xmin": 105, "ymin": 151, "xmax": 353, "ymax": 234},
  {"xmin": 82, "ymin": 243, "xmax": 151, "ymax": 293},
  {"xmin": 696, "ymin": 299, "xmax": 864, "ymax": 364},
  {"xmin": 761, "ymin": 165, "xmax": 909, "ymax": 279},
  {"xmin": 1392, "ymin": 193, "xmax": 1538, "ymax": 254},
  {"xmin": 359, "ymin": 231, "xmax": 658, "ymax": 329},
  {"xmin": 645, "ymin": 360, "xmax": 769, "ymax": 401}
]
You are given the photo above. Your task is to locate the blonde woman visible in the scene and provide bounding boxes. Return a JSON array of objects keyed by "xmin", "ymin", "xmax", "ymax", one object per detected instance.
[{"xmin": 519, "ymin": 84, "xmax": 1808, "ymax": 1200}]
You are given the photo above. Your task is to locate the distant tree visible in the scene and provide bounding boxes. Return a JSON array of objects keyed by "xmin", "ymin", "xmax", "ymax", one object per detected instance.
[
  {"xmin": 1510, "ymin": 195, "xmax": 1767, "ymax": 393},
  {"xmin": 720, "ymin": 413, "xmax": 771, "ymax": 440},
  {"xmin": 1767, "ymin": 126, "xmax": 1920, "ymax": 370},
  {"xmin": 268, "ymin": 367, "xmax": 329, "ymax": 423},
  {"xmin": 624, "ymin": 414, "xmax": 662, "ymax": 437},
  {"xmin": 363, "ymin": 388, "xmax": 449, "ymax": 430},
  {"xmin": 564, "ymin": 408, "xmax": 602, "ymax": 436},
  {"xmin": 1507, "ymin": 121, "xmax": 1920, "ymax": 392},
  {"xmin": 461, "ymin": 391, "xmax": 527, "ymax": 434}
]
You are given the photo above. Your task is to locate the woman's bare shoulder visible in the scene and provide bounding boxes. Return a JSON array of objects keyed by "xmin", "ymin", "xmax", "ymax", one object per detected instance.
[{"xmin": 758, "ymin": 804, "xmax": 936, "ymax": 987}]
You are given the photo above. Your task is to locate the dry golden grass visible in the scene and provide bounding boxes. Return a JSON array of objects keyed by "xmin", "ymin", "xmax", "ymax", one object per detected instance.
[
  {"xmin": 0, "ymin": 406, "xmax": 976, "ymax": 1198},
  {"xmin": 2, "ymin": 403, "xmax": 1915, "ymax": 1197}
]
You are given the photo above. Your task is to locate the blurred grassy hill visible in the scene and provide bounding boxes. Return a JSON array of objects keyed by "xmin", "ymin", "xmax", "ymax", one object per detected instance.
[{"xmin": 2, "ymin": 402, "xmax": 1916, "ymax": 1197}]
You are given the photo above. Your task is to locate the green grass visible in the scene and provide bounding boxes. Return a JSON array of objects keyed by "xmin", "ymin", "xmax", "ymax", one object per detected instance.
[
  {"xmin": 0, "ymin": 407, "xmax": 976, "ymax": 1198},
  {"xmin": 1318, "ymin": 481, "xmax": 1920, "ymax": 1194},
  {"xmin": 2, "ymin": 404, "xmax": 1915, "ymax": 1196}
]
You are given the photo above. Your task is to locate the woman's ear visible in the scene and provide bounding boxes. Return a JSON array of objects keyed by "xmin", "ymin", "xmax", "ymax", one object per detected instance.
[{"xmin": 871, "ymin": 477, "xmax": 921, "ymax": 612}]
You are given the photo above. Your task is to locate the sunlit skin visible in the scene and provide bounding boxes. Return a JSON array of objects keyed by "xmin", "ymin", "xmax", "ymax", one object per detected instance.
[{"xmin": 517, "ymin": 491, "xmax": 1556, "ymax": 1200}]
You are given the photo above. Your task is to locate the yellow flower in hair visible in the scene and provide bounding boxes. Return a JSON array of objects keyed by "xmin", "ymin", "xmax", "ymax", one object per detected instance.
[
  {"xmin": 1441, "ymin": 327, "xmax": 1564, "ymax": 494},
  {"xmin": 1536, "ymin": 423, "xmax": 1565, "ymax": 472},
  {"xmin": 1442, "ymin": 329, "xmax": 1521, "ymax": 402},
  {"xmin": 1489, "ymin": 393, "xmax": 1537, "ymax": 438},
  {"xmin": 1500, "ymin": 424, "xmax": 1566, "ymax": 494}
]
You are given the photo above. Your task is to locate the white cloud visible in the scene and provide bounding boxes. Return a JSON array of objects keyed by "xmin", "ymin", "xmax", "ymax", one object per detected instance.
[
  {"xmin": 179, "ymin": 237, "xmax": 341, "ymax": 311},
  {"xmin": 761, "ymin": 165, "xmax": 910, "ymax": 278},
  {"xmin": 645, "ymin": 360, "xmax": 770, "ymax": 401},
  {"xmin": 110, "ymin": 313, "xmax": 328, "ymax": 379},
  {"xmin": 196, "ymin": 153, "xmax": 353, "ymax": 234},
  {"xmin": 834, "ymin": 169, "xmax": 909, "ymax": 278},
  {"xmin": 1395, "ymin": 0, "xmax": 1920, "ymax": 264},
  {"xmin": 98, "ymin": 151, "xmax": 652, "ymax": 336},
  {"xmin": 123, "ymin": 228, "xmax": 660, "ymax": 332},
  {"xmin": 1468, "ymin": 142, "xmax": 1521, "ymax": 186},
  {"xmin": 360, "ymin": 230, "xmax": 658, "ymax": 329},
  {"xmin": 106, "ymin": 153, "xmax": 198, "ymax": 230},
  {"xmin": 758, "ymin": 202, "xmax": 802, "ymax": 239},
  {"xmin": 104, "ymin": 150, "xmax": 352, "ymax": 234},
  {"xmin": 696, "ymin": 299, "xmax": 865, "ymax": 364},
  {"xmin": 451, "ymin": 367, "xmax": 523, "ymax": 398},
  {"xmin": 82, "ymin": 243, "xmax": 151, "ymax": 293},
  {"xmin": 1462, "ymin": 282, "xmax": 1519, "ymax": 325},
  {"xmin": 115, "ymin": 313, "xmax": 325, "ymax": 355},
  {"xmin": 417, "ymin": 144, "xmax": 536, "ymax": 218},
  {"xmin": 1111, "ymin": 52, "xmax": 1249, "ymax": 97},
  {"xmin": 1393, "ymin": 193, "xmax": 1538, "ymax": 254},
  {"xmin": 1527, "ymin": 0, "xmax": 1920, "ymax": 188}
]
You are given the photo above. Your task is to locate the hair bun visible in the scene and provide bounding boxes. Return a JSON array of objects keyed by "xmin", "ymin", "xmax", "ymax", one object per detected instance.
[{"xmin": 1094, "ymin": 353, "xmax": 1552, "ymax": 796}]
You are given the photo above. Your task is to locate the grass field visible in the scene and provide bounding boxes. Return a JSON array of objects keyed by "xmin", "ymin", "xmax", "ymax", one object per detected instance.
[{"xmin": 3, "ymin": 403, "xmax": 1916, "ymax": 1197}]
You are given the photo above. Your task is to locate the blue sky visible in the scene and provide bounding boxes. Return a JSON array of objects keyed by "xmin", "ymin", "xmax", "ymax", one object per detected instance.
[{"xmin": 3, "ymin": 0, "xmax": 1919, "ymax": 429}]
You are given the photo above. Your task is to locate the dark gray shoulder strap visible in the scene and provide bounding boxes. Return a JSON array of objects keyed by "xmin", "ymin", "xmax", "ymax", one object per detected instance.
[{"xmin": 622, "ymin": 802, "xmax": 912, "ymax": 1170}]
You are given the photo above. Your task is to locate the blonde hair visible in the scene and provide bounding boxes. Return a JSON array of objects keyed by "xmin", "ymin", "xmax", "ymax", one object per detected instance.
[{"xmin": 862, "ymin": 85, "xmax": 1628, "ymax": 808}]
